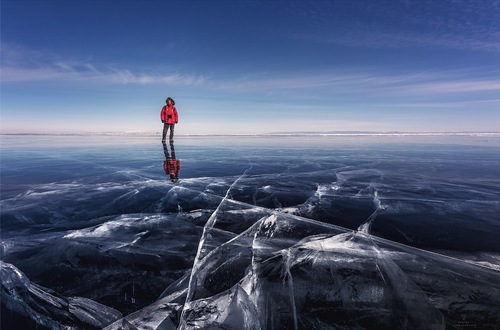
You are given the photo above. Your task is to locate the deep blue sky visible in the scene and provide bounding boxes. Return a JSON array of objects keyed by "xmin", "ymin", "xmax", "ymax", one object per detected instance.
[{"xmin": 1, "ymin": 0, "xmax": 499, "ymax": 134}]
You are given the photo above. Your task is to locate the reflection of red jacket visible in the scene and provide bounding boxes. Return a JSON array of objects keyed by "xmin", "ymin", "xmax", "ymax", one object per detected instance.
[
  {"xmin": 163, "ymin": 159, "xmax": 180, "ymax": 176},
  {"xmin": 161, "ymin": 105, "xmax": 178, "ymax": 124}
]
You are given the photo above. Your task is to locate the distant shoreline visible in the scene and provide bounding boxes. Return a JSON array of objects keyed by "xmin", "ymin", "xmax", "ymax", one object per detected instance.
[{"xmin": 2, "ymin": 132, "xmax": 500, "ymax": 137}]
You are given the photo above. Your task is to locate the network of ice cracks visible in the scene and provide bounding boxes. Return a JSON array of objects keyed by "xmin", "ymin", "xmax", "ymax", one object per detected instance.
[
  {"xmin": 2, "ymin": 163, "xmax": 500, "ymax": 329},
  {"xmin": 104, "ymin": 167, "xmax": 500, "ymax": 329}
]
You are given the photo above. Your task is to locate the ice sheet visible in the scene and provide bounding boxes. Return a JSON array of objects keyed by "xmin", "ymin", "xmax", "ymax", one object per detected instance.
[{"xmin": 2, "ymin": 135, "xmax": 500, "ymax": 329}]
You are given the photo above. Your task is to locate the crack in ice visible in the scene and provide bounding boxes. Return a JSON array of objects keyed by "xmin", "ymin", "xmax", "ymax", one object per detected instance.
[{"xmin": 180, "ymin": 166, "xmax": 253, "ymax": 328}]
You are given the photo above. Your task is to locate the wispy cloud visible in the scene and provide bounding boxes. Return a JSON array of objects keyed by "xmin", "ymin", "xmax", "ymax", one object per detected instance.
[
  {"xmin": 301, "ymin": 29, "xmax": 500, "ymax": 52},
  {"xmin": 284, "ymin": 0, "xmax": 500, "ymax": 52},
  {"xmin": 212, "ymin": 69, "xmax": 500, "ymax": 98},
  {"xmin": 387, "ymin": 98, "xmax": 500, "ymax": 109},
  {"xmin": 395, "ymin": 80, "xmax": 500, "ymax": 94},
  {"xmin": 0, "ymin": 44, "xmax": 205, "ymax": 86},
  {"xmin": 3, "ymin": 44, "xmax": 500, "ymax": 101}
]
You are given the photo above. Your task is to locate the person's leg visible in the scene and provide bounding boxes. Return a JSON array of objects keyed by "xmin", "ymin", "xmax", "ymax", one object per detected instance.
[
  {"xmin": 169, "ymin": 124, "xmax": 175, "ymax": 141},
  {"xmin": 163, "ymin": 143, "xmax": 170, "ymax": 158},
  {"xmin": 162, "ymin": 123, "xmax": 168, "ymax": 142},
  {"xmin": 170, "ymin": 140, "xmax": 176, "ymax": 158}
]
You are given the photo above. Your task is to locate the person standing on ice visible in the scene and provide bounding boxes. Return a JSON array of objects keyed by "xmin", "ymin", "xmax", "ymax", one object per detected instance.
[
  {"xmin": 163, "ymin": 141, "xmax": 180, "ymax": 182},
  {"xmin": 161, "ymin": 97, "xmax": 178, "ymax": 143}
]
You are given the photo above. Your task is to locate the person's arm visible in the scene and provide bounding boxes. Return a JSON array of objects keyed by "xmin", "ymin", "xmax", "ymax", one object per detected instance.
[{"xmin": 174, "ymin": 107, "xmax": 178, "ymax": 123}]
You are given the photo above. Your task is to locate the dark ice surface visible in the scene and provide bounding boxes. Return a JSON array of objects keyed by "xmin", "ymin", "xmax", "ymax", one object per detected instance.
[{"xmin": 1, "ymin": 134, "xmax": 500, "ymax": 329}]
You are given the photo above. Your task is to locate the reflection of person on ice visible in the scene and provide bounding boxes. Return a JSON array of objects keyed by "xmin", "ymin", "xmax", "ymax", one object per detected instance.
[
  {"xmin": 163, "ymin": 141, "xmax": 180, "ymax": 182},
  {"xmin": 161, "ymin": 97, "xmax": 178, "ymax": 143}
]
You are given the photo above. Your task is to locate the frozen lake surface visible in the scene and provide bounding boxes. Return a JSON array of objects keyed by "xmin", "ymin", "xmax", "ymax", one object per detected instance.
[{"xmin": 1, "ymin": 134, "xmax": 500, "ymax": 329}]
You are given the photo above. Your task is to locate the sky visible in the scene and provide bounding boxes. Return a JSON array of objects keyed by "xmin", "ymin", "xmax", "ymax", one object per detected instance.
[{"xmin": 1, "ymin": 0, "xmax": 500, "ymax": 135}]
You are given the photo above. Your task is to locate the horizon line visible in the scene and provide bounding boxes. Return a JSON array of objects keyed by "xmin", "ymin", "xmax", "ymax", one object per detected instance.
[{"xmin": 2, "ymin": 131, "xmax": 500, "ymax": 137}]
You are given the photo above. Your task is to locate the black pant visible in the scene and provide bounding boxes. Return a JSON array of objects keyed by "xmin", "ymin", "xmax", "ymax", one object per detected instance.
[{"xmin": 162, "ymin": 123, "xmax": 175, "ymax": 141}]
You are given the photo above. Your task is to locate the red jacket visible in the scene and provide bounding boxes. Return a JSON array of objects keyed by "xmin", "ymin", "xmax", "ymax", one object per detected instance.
[
  {"xmin": 164, "ymin": 159, "xmax": 180, "ymax": 175},
  {"xmin": 161, "ymin": 105, "xmax": 178, "ymax": 124}
]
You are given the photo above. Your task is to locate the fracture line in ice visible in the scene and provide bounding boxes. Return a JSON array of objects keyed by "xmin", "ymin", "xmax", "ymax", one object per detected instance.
[
  {"xmin": 282, "ymin": 248, "xmax": 298, "ymax": 330},
  {"xmin": 360, "ymin": 231, "xmax": 446, "ymax": 328},
  {"xmin": 180, "ymin": 166, "xmax": 253, "ymax": 327},
  {"xmin": 358, "ymin": 187, "xmax": 387, "ymax": 234}
]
